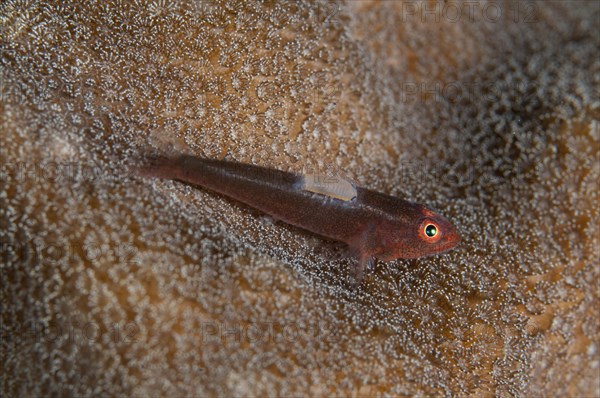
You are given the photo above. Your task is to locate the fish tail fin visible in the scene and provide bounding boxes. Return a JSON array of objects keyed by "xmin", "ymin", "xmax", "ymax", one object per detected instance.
[{"xmin": 131, "ymin": 154, "xmax": 183, "ymax": 180}]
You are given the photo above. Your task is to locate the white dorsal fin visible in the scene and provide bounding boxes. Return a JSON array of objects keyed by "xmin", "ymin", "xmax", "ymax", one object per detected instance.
[{"xmin": 301, "ymin": 171, "xmax": 357, "ymax": 201}]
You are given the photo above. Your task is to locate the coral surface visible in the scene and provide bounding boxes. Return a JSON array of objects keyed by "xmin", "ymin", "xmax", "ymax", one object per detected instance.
[{"xmin": 1, "ymin": 0, "xmax": 598, "ymax": 396}]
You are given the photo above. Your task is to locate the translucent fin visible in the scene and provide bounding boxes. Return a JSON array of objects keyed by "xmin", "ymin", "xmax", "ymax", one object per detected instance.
[
  {"xmin": 301, "ymin": 171, "xmax": 357, "ymax": 201},
  {"xmin": 348, "ymin": 254, "xmax": 375, "ymax": 288}
]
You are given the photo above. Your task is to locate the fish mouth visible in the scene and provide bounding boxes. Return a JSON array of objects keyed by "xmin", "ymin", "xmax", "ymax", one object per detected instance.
[{"xmin": 437, "ymin": 230, "xmax": 461, "ymax": 253}]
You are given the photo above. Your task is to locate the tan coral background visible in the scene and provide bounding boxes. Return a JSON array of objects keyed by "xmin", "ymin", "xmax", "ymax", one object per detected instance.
[{"xmin": 1, "ymin": 0, "xmax": 599, "ymax": 396}]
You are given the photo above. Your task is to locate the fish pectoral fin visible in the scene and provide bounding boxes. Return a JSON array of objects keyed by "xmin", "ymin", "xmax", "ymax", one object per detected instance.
[
  {"xmin": 347, "ymin": 225, "xmax": 379, "ymax": 282},
  {"xmin": 366, "ymin": 257, "xmax": 377, "ymax": 271},
  {"xmin": 351, "ymin": 253, "xmax": 375, "ymax": 286}
]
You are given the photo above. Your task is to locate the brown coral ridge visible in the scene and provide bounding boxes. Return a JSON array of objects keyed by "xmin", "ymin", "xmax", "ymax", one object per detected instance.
[{"xmin": 1, "ymin": 1, "xmax": 599, "ymax": 397}]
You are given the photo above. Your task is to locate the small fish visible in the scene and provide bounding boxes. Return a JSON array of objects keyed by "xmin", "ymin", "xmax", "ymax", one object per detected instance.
[{"xmin": 136, "ymin": 155, "xmax": 461, "ymax": 281}]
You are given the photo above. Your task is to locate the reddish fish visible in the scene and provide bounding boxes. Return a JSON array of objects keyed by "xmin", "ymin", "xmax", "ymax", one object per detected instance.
[{"xmin": 137, "ymin": 155, "xmax": 461, "ymax": 280}]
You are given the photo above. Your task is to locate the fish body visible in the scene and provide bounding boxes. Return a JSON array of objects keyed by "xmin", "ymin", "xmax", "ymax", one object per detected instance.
[{"xmin": 137, "ymin": 155, "xmax": 461, "ymax": 278}]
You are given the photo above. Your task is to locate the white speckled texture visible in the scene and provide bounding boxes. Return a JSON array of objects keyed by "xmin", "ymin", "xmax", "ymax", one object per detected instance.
[{"xmin": 1, "ymin": 0, "xmax": 599, "ymax": 396}]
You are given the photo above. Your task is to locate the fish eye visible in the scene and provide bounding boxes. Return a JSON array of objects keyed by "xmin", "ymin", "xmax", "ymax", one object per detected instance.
[
  {"xmin": 425, "ymin": 224, "xmax": 437, "ymax": 238},
  {"xmin": 419, "ymin": 220, "xmax": 442, "ymax": 243}
]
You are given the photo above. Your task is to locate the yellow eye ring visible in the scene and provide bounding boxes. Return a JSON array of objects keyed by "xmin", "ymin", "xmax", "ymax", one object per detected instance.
[{"xmin": 419, "ymin": 220, "xmax": 442, "ymax": 243}]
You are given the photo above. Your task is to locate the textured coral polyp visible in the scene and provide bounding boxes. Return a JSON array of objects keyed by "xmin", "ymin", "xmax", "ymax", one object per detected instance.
[{"xmin": 1, "ymin": 0, "xmax": 598, "ymax": 396}]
